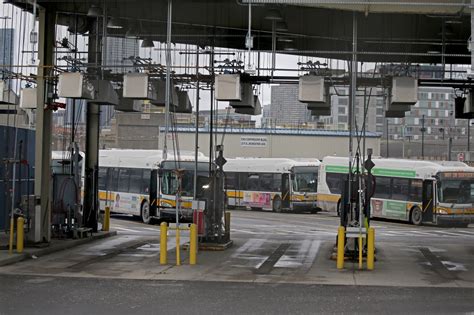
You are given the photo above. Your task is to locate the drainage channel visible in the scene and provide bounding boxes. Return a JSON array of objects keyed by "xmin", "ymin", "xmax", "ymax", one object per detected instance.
[{"xmin": 254, "ymin": 243, "xmax": 291, "ymax": 275}]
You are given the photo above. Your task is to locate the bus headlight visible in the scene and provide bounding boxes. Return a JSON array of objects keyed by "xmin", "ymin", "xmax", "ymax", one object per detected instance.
[{"xmin": 438, "ymin": 209, "xmax": 448, "ymax": 214}]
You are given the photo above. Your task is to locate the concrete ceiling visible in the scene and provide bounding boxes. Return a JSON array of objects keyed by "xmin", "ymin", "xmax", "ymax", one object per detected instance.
[{"xmin": 9, "ymin": 0, "xmax": 473, "ymax": 64}]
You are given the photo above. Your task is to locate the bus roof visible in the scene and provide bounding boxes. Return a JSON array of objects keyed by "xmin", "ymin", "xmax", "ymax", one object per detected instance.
[
  {"xmin": 321, "ymin": 156, "xmax": 474, "ymax": 178},
  {"xmin": 224, "ymin": 157, "xmax": 320, "ymax": 173},
  {"xmin": 98, "ymin": 149, "xmax": 208, "ymax": 169}
]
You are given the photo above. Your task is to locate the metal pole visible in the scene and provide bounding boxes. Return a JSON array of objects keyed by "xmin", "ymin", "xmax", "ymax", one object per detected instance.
[
  {"xmin": 421, "ymin": 114, "xmax": 425, "ymax": 159},
  {"xmin": 163, "ymin": 0, "xmax": 172, "ymax": 160},
  {"xmin": 386, "ymin": 119, "xmax": 389, "ymax": 158},
  {"xmin": 271, "ymin": 20, "xmax": 276, "ymax": 77},
  {"xmin": 193, "ymin": 50, "xmax": 200, "ymax": 199},
  {"xmin": 348, "ymin": 12, "xmax": 357, "ymax": 222},
  {"xmin": 468, "ymin": 119, "xmax": 471, "ymax": 153}
]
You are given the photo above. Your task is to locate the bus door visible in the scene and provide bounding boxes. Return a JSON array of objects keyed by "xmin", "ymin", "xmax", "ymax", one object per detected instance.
[
  {"xmin": 422, "ymin": 179, "xmax": 435, "ymax": 223},
  {"xmin": 282, "ymin": 173, "xmax": 291, "ymax": 209},
  {"xmin": 150, "ymin": 169, "xmax": 158, "ymax": 217}
]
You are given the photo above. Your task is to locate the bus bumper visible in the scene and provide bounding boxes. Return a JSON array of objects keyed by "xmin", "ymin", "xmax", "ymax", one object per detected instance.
[
  {"xmin": 435, "ymin": 214, "xmax": 474, "ymax": 225},
  {"xmin": 291, "ymin": 201, "xmax": 318, "ymax": 212}
]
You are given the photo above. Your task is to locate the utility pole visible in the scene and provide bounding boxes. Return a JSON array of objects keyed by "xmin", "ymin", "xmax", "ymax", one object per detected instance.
[
  {"xmin": 421, "ymin": 114, "xmax": 425, "ymax": 159},
  {"xmin": 468, "ymin": 119, "xmax": 471, "ymax": 153}
]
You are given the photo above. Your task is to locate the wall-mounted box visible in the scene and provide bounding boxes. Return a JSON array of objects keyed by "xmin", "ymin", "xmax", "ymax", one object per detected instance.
[
  {"xmin": 391, "ymin": 76, "xmax": 417, "ymax": 105},
  {"xmin": 299, "ymin": 75, "xmax": 325, "ymax": 103},
  {"xmin": 215, "ymin": 74, "xmax": 241, "ymax": 101},
  {"xmin": 58, "ymin": 72, "xmax": 94, "ymax": 99},
  {"xmin": 19, "ymin": 88, "xmax": 37, "ymax": 109}
]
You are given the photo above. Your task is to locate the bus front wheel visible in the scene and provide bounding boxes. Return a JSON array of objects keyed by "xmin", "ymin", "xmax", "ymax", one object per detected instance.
[
  {"xmin": 410, "ymin": 206, "xmax": 423, "ymax": 226},
  {"xmin": 272, "ymin": 196, "xmax": 282, "ymax": 213},
  {"xmin": 141, "ymin": 200, "xmax": 151, "ymax": 224}
]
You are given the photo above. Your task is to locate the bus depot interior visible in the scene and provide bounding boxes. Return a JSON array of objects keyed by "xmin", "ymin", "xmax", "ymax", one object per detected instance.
[{"xmin": 1, "ymin": 0, "xmax": 474, "ymax": 305}]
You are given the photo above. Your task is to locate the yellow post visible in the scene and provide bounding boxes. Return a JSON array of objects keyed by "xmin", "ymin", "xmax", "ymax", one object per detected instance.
[
  {"xmin": 225, "ymin": 211, "xmax": 231, "ymax": 240},
  {"xmin": 160, "ymin": 222, "xmax": 168, "ymax": 265},
  {"xmin": 176, "ymin": 227, "xmax": 181, "ymax": 266},
  {"xmin": 16, "ymin": 217, "xmax": 24, "ymax": 253},
  {"xmin": 103, "ymin": 206, "xmax": 110, "ymax": 232},
  {"xmin": 358, "ymin": 236, "xmax": 363, "ymax": 270},
  {"xmin": 189, "ymin": 223, "xmax": 197, "ymax": 265},
  {"xmin": 367, "ymin": 227, "xmax": 375, "ymax": 270},
  {"xmin": 8, "ymin": 215, "xmax": 14, "ymax": 255},
  {"xmin": 337, "ymin": 226, "xmax": 345, "ymax": 269}
]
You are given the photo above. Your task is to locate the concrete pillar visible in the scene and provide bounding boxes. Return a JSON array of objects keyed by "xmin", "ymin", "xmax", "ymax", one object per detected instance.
[
  {"xmin": 83, "ymin": 104, "xmax": 100, "ymax": 232},
  {"xmin": 82, "ymin": 19, "xmax": 102, "ymax": 232},
  {"xmin": 32, "ymin": 7, "xmax": 55, "ymax": 243}
]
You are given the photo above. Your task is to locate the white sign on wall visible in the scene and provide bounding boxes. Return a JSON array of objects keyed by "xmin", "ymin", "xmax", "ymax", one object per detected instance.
[{"xmin": 240, "ymin": 136, "xmax": 268, "ymax": 147}]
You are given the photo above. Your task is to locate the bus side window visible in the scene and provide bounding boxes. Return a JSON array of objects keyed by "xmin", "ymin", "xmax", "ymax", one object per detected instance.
[
  {"xmin": 326, "ymin": 173, "xmax": 343, "ymax": 194},
  {"xmin": 129, "ymin": 169, "xmax": 144, "ymax": 194},
  {"xmin": 142, "ymin": 169, "xmax": 151, "ymax": 193},
  {"xmin": 392, "ymin": 178, "xmax": 409, "ymax": 201},
  {"xmin": 108, "ymin": 168, "xmax": 119, "ymax": 191},
  {"xmin": 118, "ymin": 168, "xmax": 131, "ymax": 192},
  {"xmin": 225, "ymin": 172, "xmax": 237, "ymax": 190},
  {"xmin": 273, "ymin": 174, "xmax": 282, "ymax": 192},
  {"xmin": 260, "ymin": 173, "xmax": 274, "ymax": 192},
  {"xmin": 409, "ymin": 179, "xmax": 422, "ymax": 202},
  {"xmin": 98, "ymin": 167, "xmax": 108, "ymax": 190},
  {"xmin": 238, "ymin": 173, "xmax": 248, "ymax": 191},
  {"xmin": 374, "ymin": 177, "xmax": 391, "ymax": 199},
  {"xmin": 247, "ymin": 174, "xmax": 260, "ymax": 191}
]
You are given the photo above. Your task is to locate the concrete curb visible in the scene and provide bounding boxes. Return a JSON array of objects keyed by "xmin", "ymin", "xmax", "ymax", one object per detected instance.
[{"xmin": 0, "ymin": 231, "xmax": 117, "ymax": 267}]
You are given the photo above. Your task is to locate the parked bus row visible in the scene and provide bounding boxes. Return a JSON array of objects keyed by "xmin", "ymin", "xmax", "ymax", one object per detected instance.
[{"xmin": 52, "ymin": 150, "xmax": 474, "ymax": 226}]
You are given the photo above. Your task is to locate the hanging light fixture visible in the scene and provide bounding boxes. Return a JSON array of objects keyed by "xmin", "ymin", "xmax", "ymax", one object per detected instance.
[
  {"xmin": 283, "ymin": 42, "xmax": 297, "ymax": 51},
  {"xmin": 107, "ymin": 17, "xmax": 123, "ymax": 29},
  {"xmin": 87, "ymin": 5, "xmax": 102, "ymax": 17},
  {"xmin": 264, "ymin": 9, "xmax": 283, "ymax": 21},
  {"xmin": 141, "ymin": 38, "xmax": 154, "ymax": 48},
  {"xmin": 275, "ymin": 21, "xmax": 288, "ymax": 32}
]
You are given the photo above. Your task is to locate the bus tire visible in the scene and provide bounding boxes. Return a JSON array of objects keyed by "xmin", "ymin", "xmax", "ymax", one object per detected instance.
[
  {"xmin": 141, "ymin": 200, "xmax": 151, "ymax": 224},
  {"xmin": 410, "ymin": 206, "xmax": 423, "ymax": 226},
  {"xmin": 272, "ymin": 196, "xmax": 282, "ymax": 213}
]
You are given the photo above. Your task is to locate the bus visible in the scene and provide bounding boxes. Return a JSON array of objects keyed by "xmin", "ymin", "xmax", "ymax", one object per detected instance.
[
  {"xmin": 317, "ymin": 156, "xmax": 474, "ymax": 226},
  {"xmin": 98, "ymin": 149, "xmax": 211, "ymax": 224},
  {"xmin": 224, "ymin": 158, "xmax": 320, "ymax": 213}
]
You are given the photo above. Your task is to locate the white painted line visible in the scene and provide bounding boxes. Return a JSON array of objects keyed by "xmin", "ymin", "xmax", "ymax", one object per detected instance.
[{"xmin": 115, "ymin": 227, "xmax": 139, "ymax": 232}]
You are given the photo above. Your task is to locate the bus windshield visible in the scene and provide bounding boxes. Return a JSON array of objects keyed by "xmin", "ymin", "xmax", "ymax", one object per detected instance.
[
  {"xmin": 438, "ymin": 172, "xmax": 474, "ymax": 204},
  {"xmin": 292, "ymin": 166, "xmax": 318, "ymax": 193}
]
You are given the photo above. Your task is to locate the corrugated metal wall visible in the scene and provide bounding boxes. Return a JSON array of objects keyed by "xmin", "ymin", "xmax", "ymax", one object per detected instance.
[{"xmin": 0, "ymin": 126, "xmax": 35, "ymax": 231}]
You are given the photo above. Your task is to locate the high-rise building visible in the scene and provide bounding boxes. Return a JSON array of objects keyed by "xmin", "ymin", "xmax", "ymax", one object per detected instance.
[
  {"xmin": 263, "ymin": 85, "xmax": 317, "ymax": 128},
  {"xmin": 0, "ymin": 28, "xmax": 14, "ymax": 76}
]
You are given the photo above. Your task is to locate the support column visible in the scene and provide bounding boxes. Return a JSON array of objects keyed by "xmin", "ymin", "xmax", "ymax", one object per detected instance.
[
  {"xmin": 83, "ymin": 104, "xmax": 100, "ymax": 232},
  {"xmin": 83, "ymin": 18, "xmax": 102, "ymax": 232},
  {"xmin": 32, "ymin": 7, "xmax": 55, "ymax": 243}
]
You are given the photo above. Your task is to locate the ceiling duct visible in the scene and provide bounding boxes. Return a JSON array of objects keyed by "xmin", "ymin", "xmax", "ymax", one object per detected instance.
[
  {"xmin": 89, "ymin": 80, "xmax": 119, "ymax": 105},
  {"xmin": 19, "ymin": 88, "xmax": 37, "ymax": 109},
  {"xmin": 215, "ymin": 74, "xmax": 242, "ymax": 101}
]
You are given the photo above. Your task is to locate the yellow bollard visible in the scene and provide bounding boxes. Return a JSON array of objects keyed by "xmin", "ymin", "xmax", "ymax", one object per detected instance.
[
  {"xmin": 367, "ymin": 227, "xmax": 375, "ymax": 270},
  {"xmin": 16, "ymin": 217, "xmax": 24, "ymax": 253},
  {"xmin": 225, "ymin": 211, "xmax": 231, "ymax": 240},
  {"xmin": 358, "ymin": 236, "xmax": 363, "ymax": 270},
  {"xmin": 176, "ymin": 227, "xmax": 181, "ymax": 266},
  {"xmin": 8, "ymin": 215, "xmax": 14, "ymax": 255},
  {"xmin": 337, "ymin": 226, "xmax": 345, "ymax": 269},
  {"xmin": 103, "ymin": 206, "xmax": 110, "ymax": 232},
  {"xmin": 189, "ymin": 224, "xmax": 197, "ymax": 265},
  {"xmin": 160, "ymin": 222, "xmax": 168, "ymax": 265}
]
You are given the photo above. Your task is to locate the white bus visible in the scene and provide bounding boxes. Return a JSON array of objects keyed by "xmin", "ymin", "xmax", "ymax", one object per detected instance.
[
  {"xmin": 224, "ymin": 158, "xmax": 320, "ymax": 213},
  {"xmin": 317, "ymin": 156, "xmax": 474, "ymax": 226},
  {"xmin": 98, "ymin": 149, "xmax": 210, "ymax": 224}
]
